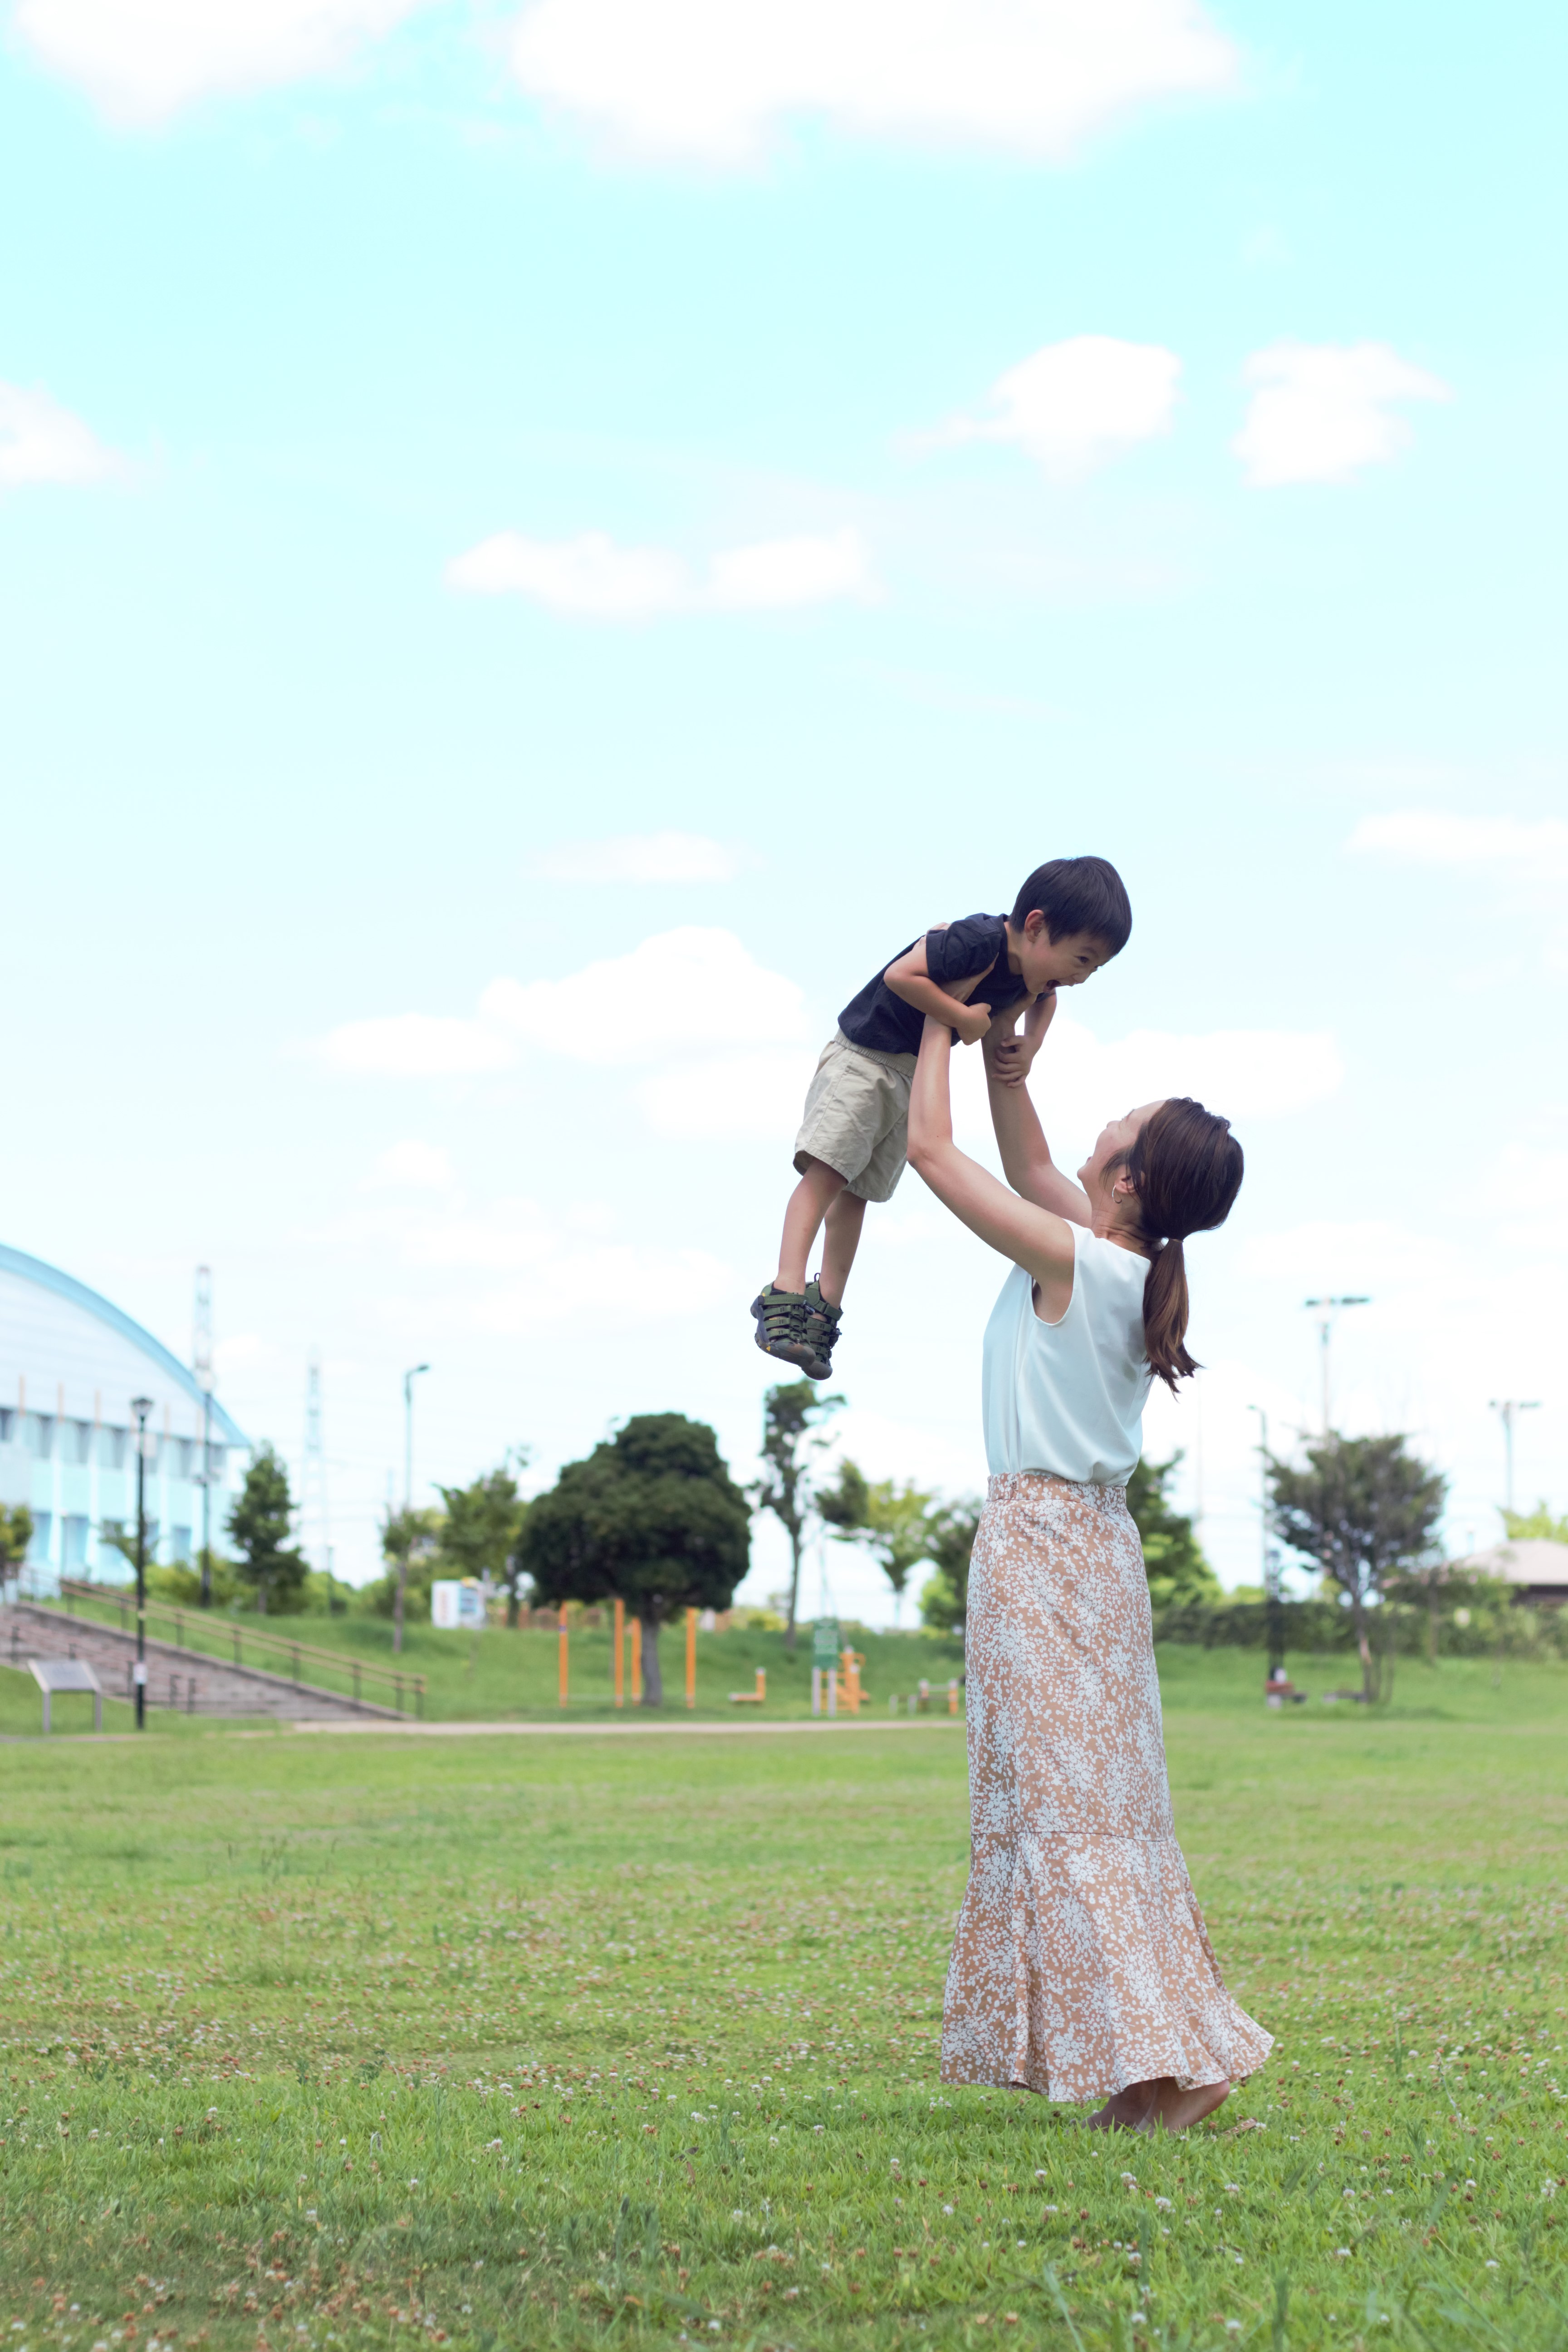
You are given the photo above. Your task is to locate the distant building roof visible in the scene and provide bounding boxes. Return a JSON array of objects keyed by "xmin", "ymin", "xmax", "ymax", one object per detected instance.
[
  {"xmin": 0, "ymin": 1242, "xmax": 249, "ymax": 1448},
  {"xmin": 1451, "ymin": 1538, "xmax": 1568, "ymax": 1594}
]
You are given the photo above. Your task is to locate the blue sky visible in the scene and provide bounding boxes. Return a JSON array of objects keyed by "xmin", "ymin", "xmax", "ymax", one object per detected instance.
[{"xmin": 2, "ymin": 0, "xmax": 1565, "ymax": 1618}]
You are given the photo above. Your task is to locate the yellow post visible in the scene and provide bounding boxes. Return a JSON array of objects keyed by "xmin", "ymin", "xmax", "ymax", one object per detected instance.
[
  {"xmin": 686, "ymin": 1606, "xmax": 697, "ymax": 1709},
  {"xmin": 558, "ymin": 1604, "xmax": 569, "ymax": 1708},
  {"xmin": 613, "ymin": 1596, "xmax": 625, "ymax": 1707},
  {"xmin": 631, "ymin": 1617, "xmax": 643, "ymax": 1704}
]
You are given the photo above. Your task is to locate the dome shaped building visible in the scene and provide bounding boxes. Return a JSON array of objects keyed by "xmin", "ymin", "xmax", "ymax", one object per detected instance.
[{"xmin": 0, "ymin": 1244, "xmax": 250, "ymax": 1593}]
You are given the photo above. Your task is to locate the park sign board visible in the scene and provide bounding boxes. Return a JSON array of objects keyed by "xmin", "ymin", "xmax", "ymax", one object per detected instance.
[
  {"xmin": 812, "ymin": 1617, "xmax": 840, "ymax": 1668},
  {"xmin": 431, "ymin": 1579, "xmax": 487, "ymax": 1630}
]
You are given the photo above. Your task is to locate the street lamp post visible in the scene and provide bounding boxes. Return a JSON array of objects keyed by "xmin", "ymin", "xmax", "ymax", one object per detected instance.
[
  {"xmin": 1303, "ymin": 1295, "xmax": 1370, "ymax": 1435},
  {"xmin": 131, "ymin": 1395, "xmax": 153, "ymax": 1730},
  {"xmin": 394, "ymin": 1365, "xmax": 430, "ymax": 1659},
  {"xmin": 1489, "ymin": 1399, "xmax": 1541, "ymax": 1519},
  {"xmin": 403, "ymin": 1363, "xmax": 430, "ymax": 1509},
  {"xmin": 1250, "ymin": 1404, "xmax": 1285, "ymax": 1678}
]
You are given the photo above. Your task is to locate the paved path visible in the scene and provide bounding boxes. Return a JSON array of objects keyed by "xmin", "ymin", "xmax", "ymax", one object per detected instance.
[
  {"xmin": 290, "ymin": 1714, "xmax": 963, "ymax": 1737},
  {"xmin": 0, "ymin": 1602, "xmax": 403, "ymax": 1723}
]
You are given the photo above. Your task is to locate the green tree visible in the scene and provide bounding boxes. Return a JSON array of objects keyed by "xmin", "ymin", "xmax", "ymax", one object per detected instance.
[
  {"xmin": 0, "ymin": 1502, "xmax": 33, "ymax": 1590},
  {"xmin": 1269, "ymin": 1434, "xmax": 1447, "ymax": 1702},
  {"xmin": 751, "ymin": 1382, "xmax": 842, "ymax": 1651},
  {"xmin": 225, "ymin": 1443, "xmax": 309, "ymax": 1615},
  {"xmin": 1502, "ymin": 1502, "xmax": 1568, "ymax": 1544},
  {"xmin": 520, "ymin": 1414, "xmax": 750, "ymax": 1705},
  {"xmin": 918, "ymin": 1497, "xmax": 983, "ymax": 1630},
  {"xmin": 377, "ymin": 1505, "xmax": 445, "ymax": 1651},
  {"xmin": 819, "ymin": 1460, "xmax": 942, "ymax": 1625},
  {"xmin": 438, "ymin": 1451, "xmax": 530, "ymax": 1625},
  {"xmin": 1127, "ymin": 1451, "xmax": 1222, "ymax": 1607}
]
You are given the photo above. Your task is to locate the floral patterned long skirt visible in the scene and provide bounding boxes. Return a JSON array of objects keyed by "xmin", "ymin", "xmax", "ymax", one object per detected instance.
[{"xmin": 940, "ymin": 1471, "xmax": 1272, "ymax": 2104}]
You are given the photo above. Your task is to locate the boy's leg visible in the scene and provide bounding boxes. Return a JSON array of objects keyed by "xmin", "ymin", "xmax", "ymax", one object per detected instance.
[
  {"xmin": 818, "ymin": 1189, "xmax": 866, "ymax": 1307},
  {"xmin": 776, "ymin": 1157, "xmax": 847, "ymax": 1294}
]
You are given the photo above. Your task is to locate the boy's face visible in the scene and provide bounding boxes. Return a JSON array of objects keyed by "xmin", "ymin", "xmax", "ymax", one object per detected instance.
[{"xmin": 1011, "ymin": 913, "xmax": 1112, "ymax": 995}]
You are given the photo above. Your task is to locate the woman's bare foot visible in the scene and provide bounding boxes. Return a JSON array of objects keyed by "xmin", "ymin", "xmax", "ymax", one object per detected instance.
[
  {"xmin": 1088, "ymin": 2080, "xmax": 1159, "ymax": 2132},
  {"xmin": 1153, "ymin": 2078, "xmax": 1230, "ymax": 2133}
]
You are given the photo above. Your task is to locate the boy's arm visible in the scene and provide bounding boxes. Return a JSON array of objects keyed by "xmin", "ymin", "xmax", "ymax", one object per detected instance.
[
  {"xmin": 981, "ymin": 1021, "xmax": 1092, "ymax": 1225},
  {"xmin": 884, "ymin": 932, "xmax": 996, "ymax": 1046}
]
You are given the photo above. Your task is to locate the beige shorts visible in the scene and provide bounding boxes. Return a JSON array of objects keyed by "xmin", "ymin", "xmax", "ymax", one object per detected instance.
[{"xmin": 793, "ymin": 1030, "xmax": 918, "ymax": 1204}]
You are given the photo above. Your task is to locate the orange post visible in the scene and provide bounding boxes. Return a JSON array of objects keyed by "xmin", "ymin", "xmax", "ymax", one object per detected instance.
[
  {"xmin": 685, "ymin": 1605, "xmax": 697, "ymax": 1709},
  {"xmin": 613, "ymin": 1596, "xmax": 625, "ymax": 1707},
  {"xmin": 631, "ymin": 1617, "xmax": 643, "ymax": 1703},
  {"xmin": 558, "ymin": 1604, "xmax": 569, "ymax": 1707}
]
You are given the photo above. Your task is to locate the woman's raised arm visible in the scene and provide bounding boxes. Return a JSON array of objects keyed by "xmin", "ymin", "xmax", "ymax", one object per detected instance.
[
  {"xmin": 906, "ymin": 1016, "xmax": 1077, "ymax": 1298},
  {"xmin": 982, "ymin": 1025, "xmax": 1092, "ymax": 1226}
]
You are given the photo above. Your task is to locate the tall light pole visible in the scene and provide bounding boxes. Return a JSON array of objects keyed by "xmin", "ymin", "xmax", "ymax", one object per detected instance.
[
  {"xmin": 131, "ymin": 1395, "xmax": 153, "ymax": 1729},
  {"xmin": 394, "ymin": 1364, "xmax": 430, "ymax": 1660},
  {"xmin": 403, "ymin": 1363, "xmax": 430, "ymax": 1509},
  {"xmin": 1250, "ymin": 1404, "xmax": 1285, "ymax": 1678},
  {"xmin": 1489, "ymin": 1398, "xmax": 1541, "ymax": 1519},
  {"xmin": 1303, "ymin": 1295, "xmax": 1370, "ymax": 1435},
  {"xmin": 193, "ymin": 1266, "xmax": 214, "ymax": 1607}
]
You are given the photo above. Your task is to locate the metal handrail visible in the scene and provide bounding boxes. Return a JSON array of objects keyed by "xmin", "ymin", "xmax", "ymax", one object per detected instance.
[{"xmin": 53, "ymin": 1578, "xmax": 424, "ymax": 1715}]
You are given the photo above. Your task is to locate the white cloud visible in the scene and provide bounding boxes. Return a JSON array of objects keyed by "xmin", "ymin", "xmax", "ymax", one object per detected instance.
[
  {"xmin": 708, "ymin": 530, "xmax": 872, "ymax": 609},
  {"xmin": 525, "ymin": 831, "xmax": 748, "ymax": 885},
  {"xmin": 1348, "ymin": 810, "xmax": 1568, "ymax": 878},
  {"xmin": 314, "ymin": 927, "xmax": 808, "ymax": 1077},
  {"xmin": 316, "ymin": 1012, "xmax": 515, "ymax": 1079},
  {"xmin": 1235, "ymin": 342, "xmax": 1449, "ymax": 486},
  {"xmin": 446, "ymin": 526, "xmax": 874, "ymax": 618},
  {"xmin": 13, "ymin": 0, "xmax": 428, "ymax": 120},
  {"xmin": 509, "ymin": 0, "xmax": 1236, "ymax": 164},
  {"xmin": 937, "ymin": 336, "xmax": 1181, "ymax": 480},
  {"xmin": 634, "ymin": 1050, "xmax": 819, "ymax": 1140},
  {"xmin": 481, "ymin": 929, "xmax": 808, "ymax": 1062},
  {"xmin": 0, "ymin": 381, "xmax": 122, "ymax": 486},
  {"xmin": 1044, "ymin": 1014, "xmax": 1344, "ymax": 1133},
  {"xmin": 446, "ymin": 530, "xmax": 686, "ymax": 616},
  {"xmin": 363, "ymin": 1140, "xmax": 457, "ymax": 1190}
]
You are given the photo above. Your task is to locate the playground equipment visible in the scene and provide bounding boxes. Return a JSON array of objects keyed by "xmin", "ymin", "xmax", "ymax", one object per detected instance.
[
  {"xmin": 613, "ymin": 1596, "xmax": 625, "ymax": 1706},
  {"xmin": 810, "ymin": 1648, "xmax": 865, "ymax": 1716},
  {"xmin": 887, "ymin": 1678, "xmax": 962, "ymax": 1717},
  {"xmin": 729, "ymin": 1667, "xmax": 767, "ymax": 1705},
  {"xmin": 686, "ymin": 1605, "xmax": 697, "ymax": 1709},
  {"xmin": 559, "ymin": 1604, "xmax": 569, "ymax": 1706}
]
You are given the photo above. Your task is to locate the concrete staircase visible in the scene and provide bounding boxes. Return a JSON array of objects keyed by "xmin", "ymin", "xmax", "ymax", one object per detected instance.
[{"xmin": 0, "ymin": 1601, "xmax": 404, "ymax": 1724}]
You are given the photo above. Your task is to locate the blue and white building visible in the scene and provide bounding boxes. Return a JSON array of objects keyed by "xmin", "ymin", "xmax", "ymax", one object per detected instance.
[{"xmin": 0, "ymin": 1244, "xmax": 250, "ymax": 1593}]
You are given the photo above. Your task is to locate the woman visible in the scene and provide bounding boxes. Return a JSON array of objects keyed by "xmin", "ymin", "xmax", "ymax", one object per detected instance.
[{"xmin": 906, "ymin": 1004, "xmax": 1271, "ymax": 2134}]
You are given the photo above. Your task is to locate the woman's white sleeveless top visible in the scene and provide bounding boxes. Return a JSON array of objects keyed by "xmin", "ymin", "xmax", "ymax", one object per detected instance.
[{"xmin": 981, "ymin": 1225, "xmax": 1152, "ymax": 1485}]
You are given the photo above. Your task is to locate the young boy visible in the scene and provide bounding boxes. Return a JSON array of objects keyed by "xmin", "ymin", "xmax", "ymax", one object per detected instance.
[{"xmin": 752, "ymin": 856, "xmax": 1132, "ymax": 1380}]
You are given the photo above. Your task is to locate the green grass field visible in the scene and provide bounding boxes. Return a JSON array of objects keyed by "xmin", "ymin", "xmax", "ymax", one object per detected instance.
[{"xmin": 2, "ymin": 1650, "xmax": 1566, "ymax": 2350}]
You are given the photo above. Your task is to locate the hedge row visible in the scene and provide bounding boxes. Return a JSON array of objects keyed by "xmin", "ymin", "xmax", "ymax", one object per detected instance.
[{"xmin": 1150, "ymin": 1596, "xmax": 1568, "ymax": 1659}]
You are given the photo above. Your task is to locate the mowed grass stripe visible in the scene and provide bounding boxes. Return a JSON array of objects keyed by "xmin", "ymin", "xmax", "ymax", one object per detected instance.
[{"xmin": 1, "ymin": 1655, "xmax": 1566, "ymax": 2348}]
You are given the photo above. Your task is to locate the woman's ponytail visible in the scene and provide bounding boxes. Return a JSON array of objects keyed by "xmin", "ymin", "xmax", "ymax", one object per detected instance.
[
  {"xmin": 1124, "ymin": 1098, "xmax": 1244, "ymax": 1392},
  {"xmin": 1142, "ymin": 1237, "xmax": 1194, "ymax": 1390}
]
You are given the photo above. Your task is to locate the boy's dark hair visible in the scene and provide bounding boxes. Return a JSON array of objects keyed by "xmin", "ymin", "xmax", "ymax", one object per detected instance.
[{"xmin": 1010, "ymin": 856, "xmax": 1132, "ymax": 953}]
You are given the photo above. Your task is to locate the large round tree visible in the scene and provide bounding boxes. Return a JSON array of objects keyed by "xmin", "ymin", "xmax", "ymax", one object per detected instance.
[{"xmin": 518, "ymin": 1414, "xmax": 750, "ymax": 1704}]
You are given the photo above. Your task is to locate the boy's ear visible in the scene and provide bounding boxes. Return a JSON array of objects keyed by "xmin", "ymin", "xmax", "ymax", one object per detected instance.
[{"xmin": 1020, "ymin": 907, "xmax": 1049, "ymax": 940}]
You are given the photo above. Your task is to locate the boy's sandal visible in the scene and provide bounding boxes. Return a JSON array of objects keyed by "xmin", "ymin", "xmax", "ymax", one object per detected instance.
[
  {"xmin": 803, "ymin": 1279, "xmax": 843, "ymax": 1376},
  {"xmin": 751, "ymin": 1285, "xmax": 818, "ymax": 1372}
]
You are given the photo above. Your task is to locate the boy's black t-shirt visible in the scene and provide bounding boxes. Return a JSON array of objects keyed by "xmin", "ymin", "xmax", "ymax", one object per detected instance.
[{"xmin": 837, "ymin": 911, "xmax": 1028, "ymax": 1056}]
